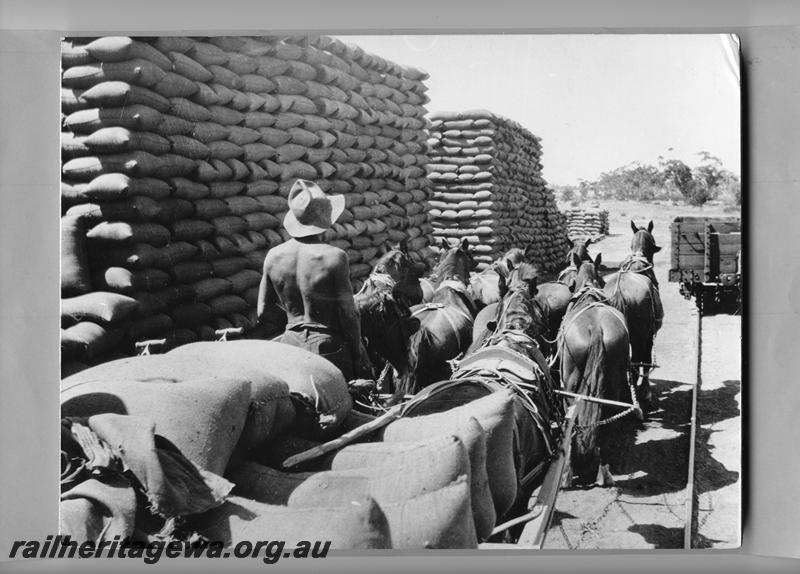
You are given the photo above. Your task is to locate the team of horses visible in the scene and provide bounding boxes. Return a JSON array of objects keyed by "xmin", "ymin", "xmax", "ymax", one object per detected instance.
[{"xmin": 349, "ymin": 221, "xmax": 664, "ymax": 535}]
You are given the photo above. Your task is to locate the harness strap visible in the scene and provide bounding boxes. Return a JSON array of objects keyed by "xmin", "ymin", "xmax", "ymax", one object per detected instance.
[{"xmin": 557, "ymin": 265, "xmax": 576, "ymax": 283}]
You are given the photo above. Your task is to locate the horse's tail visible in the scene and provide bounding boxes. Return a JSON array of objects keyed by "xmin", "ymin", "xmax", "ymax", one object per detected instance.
[{"xmin": 571, "ymin": 332, "xmax": 606, "ymax": 482}]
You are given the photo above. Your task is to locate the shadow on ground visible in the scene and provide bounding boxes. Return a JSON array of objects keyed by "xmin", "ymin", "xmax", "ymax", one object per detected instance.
[
  {"xmin": 599, "ymin": 378, "xmax": 693, "ymax": 497},
  {"xmin": 596, "ymin": 378, "xmax": 740, "ymax": 499},
  {"xmin": 625, "ymin": 524, "xmax": 726, "ymax": 549},
  {"xmin": 694, "ymin": 379, "xmax": 741, "ymax": 496},
  {"xmin": 549, "ymin": 509, "xmax": 578, "ymax": 529},
  {"xmin": 627, "ymin": 524, "xmax": 684, "ymax": 548}
]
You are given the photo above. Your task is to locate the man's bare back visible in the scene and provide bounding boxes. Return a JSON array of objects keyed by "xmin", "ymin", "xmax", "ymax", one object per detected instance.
[
  {"xmin": 257, "ymin": 237, "xmax": 363, "ymax": 379},
  {"xmin": 260, "ymin": 239, "xmax": 350, "ymax": 326}
]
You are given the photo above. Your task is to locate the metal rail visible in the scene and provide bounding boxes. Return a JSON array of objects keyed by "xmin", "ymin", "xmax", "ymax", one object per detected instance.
[{"xmin": 684, "ymin": 308, "xmax": 702, "ymax": 548}]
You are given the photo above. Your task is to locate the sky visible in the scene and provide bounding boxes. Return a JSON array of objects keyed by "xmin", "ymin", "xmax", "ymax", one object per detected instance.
[{"xmin": 345, "ymin": 34, "xmax": 741, "ymax": 186}]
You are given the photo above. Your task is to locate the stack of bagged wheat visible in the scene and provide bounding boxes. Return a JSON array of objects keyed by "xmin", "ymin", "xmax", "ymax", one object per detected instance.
[
  {"xmin": 425, "ymin": 110, "xmax": 570, "ymax": 271},
  {"xmin": 564, "ymin": 207, "xmax": 609, "ymax": 240},
  {"xmin": 60, "ymin": 35, "xmax": 434, "ymax": 373}
]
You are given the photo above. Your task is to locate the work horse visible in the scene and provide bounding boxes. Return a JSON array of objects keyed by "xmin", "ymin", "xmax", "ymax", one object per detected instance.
[
  {"xmin": 442, "ymin": 260, "xmax": 562, "ymax": 540},
  {"xmin": 603, "ymin": 220, "xmax": 664, "ymax": 411},
  {"xmin": 527, "ymin": 238, "xmax": 594, "ymax": 362},
  {"xmin": 467, "ymin": 247, "xmax": 533, "ymax": 309},
  {"xmin": 404, "ymin": 238, "xmax": 478, "ymax": 394},
  {"xmin": 558, "ymin": 253, "xmax": 635, "ymax": 486},
  {"xmin": 354, "ymin": 241, "xmax": 425, "ymax": 394},
  {"xmin": 534, "ymin": 238, "xmax": 594, "ymax": 338},
  {"xmin": 468, "ymin": 261, "xmax": 550, "ymax": 355},
  {"xmin": 555, "ymin": 237, "xmax": 594, "ymax": 290}
]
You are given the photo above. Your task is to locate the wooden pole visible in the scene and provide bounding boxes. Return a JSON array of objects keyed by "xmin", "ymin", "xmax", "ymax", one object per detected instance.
[
  {"xmin": 516, "ymin": 403, "xmax": 577, "ymax": 548},
  {"xmin": 553, "ymin": 388, "xmax": 636, "ymax": 410},
  {"xmin": 282, "ymin": 403, "xmax": 404, "ymax": 468}
]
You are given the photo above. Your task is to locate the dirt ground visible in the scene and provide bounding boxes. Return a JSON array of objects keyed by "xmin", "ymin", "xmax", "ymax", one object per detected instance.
[{"xmin": 536, "ymin": 199, "xmax": 741, "ymax": 550}]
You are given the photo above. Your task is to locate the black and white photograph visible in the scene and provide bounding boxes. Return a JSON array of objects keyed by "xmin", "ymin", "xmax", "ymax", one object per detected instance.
[{"xmin": 58, "ymin": 32, "xmax": 742, "ymax": 553}]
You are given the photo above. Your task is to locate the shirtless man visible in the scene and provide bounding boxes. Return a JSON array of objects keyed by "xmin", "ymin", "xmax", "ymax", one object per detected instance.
[{"xmin": 257, "ymin": 179, "xmax": 363, "ymax": 380}]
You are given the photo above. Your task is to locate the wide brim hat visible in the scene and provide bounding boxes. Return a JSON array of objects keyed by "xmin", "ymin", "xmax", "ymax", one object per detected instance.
[{"xmin": 283, "ymin": 179, "xmax": 346, "ymax": 238}]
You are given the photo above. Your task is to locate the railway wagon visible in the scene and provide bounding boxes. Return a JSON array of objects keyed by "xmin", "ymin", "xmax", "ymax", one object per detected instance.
[{"xmin": 668, "ymin": 216, "xmax": 741, "ymax": 314}]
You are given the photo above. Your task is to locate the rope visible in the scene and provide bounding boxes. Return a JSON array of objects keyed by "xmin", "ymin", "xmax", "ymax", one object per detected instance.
[
  {"xmin": 619, "ymin": 254, "xmax": 654, "ymax": 275},
  {"xmin": 573, "ymin": 377, "xmax": 641, "ymax": 432},
  {"xmin": 450, "ymin": 367, "xmax": 556, "ymax": 457},
  {"xmin": 554, "ymin": 290, "xmax": 636, "ymax": 432},
  {"xmin": 453, "ymin": 330, "xmax": 562, "ymax": 452},
  {"xmin": 557, "ymin": 265, "xmax": 577, "ymax": 283}
]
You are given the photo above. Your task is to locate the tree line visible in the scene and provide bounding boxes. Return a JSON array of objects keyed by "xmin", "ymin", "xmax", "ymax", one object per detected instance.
[{"xmin": 555, "ymin": 152, "xmax": 741, "ymax": 206}]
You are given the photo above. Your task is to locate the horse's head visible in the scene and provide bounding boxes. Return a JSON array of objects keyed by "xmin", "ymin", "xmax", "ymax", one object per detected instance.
[
  {"xmin": 371, "ymin": 240, "xmax": 425, "ymax": 307},
  {"xmin": 373, "ymin": 239, "xmax": 423, "ymax": 282},
  {"xmin": 500, "ymin": 247, "xmax": 527, "ymax": 268},
  {"xmin": 559, "ymin": 238, "xmax": 593, "ymax": 291},
  {"xmin": 566, "ymin": 237, "xmax": 593, "ymax": 266},
  {"xmin": 630, "ymin": 220, "xmax": 662, "ymax": 262},
  {"xmin": 490, "ymin": 262, "xmax": 549, "ymax": 345},
  {"xmin": 502, "ymin": 261, "xmax": 539, "ymax": 297},
  {"xmin": 572, "ymin": 252, "xmax": 605, "ymax": 291},
  {"xmin": 433, "ymin": 238, "xmax": 475, "ymax": 286}
]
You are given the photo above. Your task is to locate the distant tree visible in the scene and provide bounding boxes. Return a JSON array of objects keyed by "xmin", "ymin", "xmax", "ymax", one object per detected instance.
[
  {"xmin": 662, "ymin": 159, "xmax": 695, "ymax": 197},
  {"xmin": 556, "ymin": 151, "xmax": 739, "ymax": 207}
]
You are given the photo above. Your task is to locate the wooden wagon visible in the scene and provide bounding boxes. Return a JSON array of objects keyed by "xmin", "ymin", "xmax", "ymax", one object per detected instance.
[{"xmin": 668, "ymin": 216, "xmax": 741, "ymax": 314}]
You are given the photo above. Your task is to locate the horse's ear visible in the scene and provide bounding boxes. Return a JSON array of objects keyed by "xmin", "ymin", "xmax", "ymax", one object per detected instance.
[
  {"xmin": 570, "ymin": 252, "xmax": 581, "ymax": 269},
  {"xmin": 595, "ymin": 253, "xmax": 603, "ymax": 267},
  {"xmin": 398, "ymin": 237, "xmax": 408, "ymax": 254},
  {"xmin": 528, "ymin": 276, "xmax": 538, "ymax": 298},
  {"xmin": 498, "ymin": 273, "xmax": 508, "ymax": 298},
  {"xmin": 440, "ymin": 237, "xmax": 449, "ymax": 251},
  {"xmin": 653, "ymin": 245, "xmax": 662, "ymax": 253},
  {"xmin": 647, "ymin": 220, "xmax": 654, "ymax": 233},
  {"xmin": 630, "ymin": 220, "xmax": 638, "ymax": 234},
  {"xmin": 584, "ymin": 237, "xmax": 592, "ymax": 247},
  {"xmin": 460, "ymin": 237, "xmax": 470, "ymax": 252}
]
